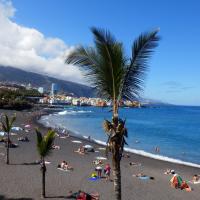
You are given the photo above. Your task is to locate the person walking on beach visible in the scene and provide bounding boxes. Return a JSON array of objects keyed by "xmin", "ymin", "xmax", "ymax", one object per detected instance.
[
  {"xmin": 104, "ymin": 163, "xmax": 111, "ymax": 181},
  {"xmin": 155, "ymin": 146, "xmax": 160, "ymax": 153},
  {"xmin": 95, "ymin": 165, "xmax": 103, "ymax": 178}
]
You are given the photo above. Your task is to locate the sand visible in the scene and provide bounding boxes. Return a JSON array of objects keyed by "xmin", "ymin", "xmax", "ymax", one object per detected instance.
[{"xmin": 0, "ymin": 109, "xmax": 200, "ymax": 200}]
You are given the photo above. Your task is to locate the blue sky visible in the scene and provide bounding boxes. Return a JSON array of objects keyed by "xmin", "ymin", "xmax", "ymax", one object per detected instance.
[{"xmin": 3, "ymin": 0, "xmax": 200, "ymax": 105}]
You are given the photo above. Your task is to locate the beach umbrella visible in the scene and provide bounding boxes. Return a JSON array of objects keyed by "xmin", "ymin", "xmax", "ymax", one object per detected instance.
[
  {"xmin": 11, "ymin": 127, "xmax": 23, "ymax": 131},
  {"xmin": 0, "ymin": 131, "xmax": 6, "ymax": 136}
]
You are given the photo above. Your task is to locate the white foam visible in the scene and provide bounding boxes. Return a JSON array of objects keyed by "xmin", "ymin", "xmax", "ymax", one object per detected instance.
[
  {"xmin": 58, "ymin": 110, "xmax": 92, "ymax": 115},
  {"xmin": 92, "ymin": 139, "xmax": 200, "ymax": 168}
]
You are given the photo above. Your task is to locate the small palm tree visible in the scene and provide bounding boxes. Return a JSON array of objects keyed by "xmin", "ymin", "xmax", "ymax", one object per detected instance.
[
  {"xmin": 65, "ymin": 27, "xmax": 159, "ymax": 200},
  {"xmin": 36, "ymin": 129, "xmax": 55, "ymax": 198},
  {"xmin": 1, "ymin": 114, "xmax": 16, "ymax": 164}
]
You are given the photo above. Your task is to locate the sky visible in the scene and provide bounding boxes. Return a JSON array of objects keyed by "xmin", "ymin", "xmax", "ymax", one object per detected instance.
[{"xmin": 0, "ymin": 0, "xmax": 200, "ymax": 105}]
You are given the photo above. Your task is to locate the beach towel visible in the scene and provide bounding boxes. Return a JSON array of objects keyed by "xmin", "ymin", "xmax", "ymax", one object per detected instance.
[
  {"xmin": 95, "ymin": 156, "xmax": 107, "ymax": 160},
  {"xmin": 138, "ymin": 176, "xmax": 151, "ymax": 180},
  {"xmin": 88, "ymin": 177, "xmax": 100, "ymax": 181},
  {"xmin": 88, "ymin": 173, "xmax": 100, "ymax": 181},
  {"xmin": 189, "ymin": 180, "xmax": 200, "ymax": 184},
  {"xmin": 60, "ymin": 136, "xmax": 67, "ymax": 139},
  {"xmin": 57, "ymin": 168, "xmax": 70, "ymax": 172},
  {"xmin": 98, "ymin": 147, "xmax": 106, "ymax": 150}
]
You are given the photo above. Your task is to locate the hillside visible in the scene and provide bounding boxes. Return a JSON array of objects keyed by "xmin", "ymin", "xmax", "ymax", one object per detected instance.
[{"xmin": 0, "ymin": 66, "xmax": 94, "ymax": 97}]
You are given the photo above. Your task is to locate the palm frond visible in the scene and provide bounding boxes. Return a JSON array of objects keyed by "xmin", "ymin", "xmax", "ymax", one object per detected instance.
[
  {"xmin": 103, "ymin": 119, "xmax": 113, "ymax": 133},
  {"xmin": 36, "ymin": 129, "xmax": 43, "ymax": 145},
  {"xmin": 66, "ymin": 27, "xmax": 126, "ymax": 101},
  {"xmin": 121, "ymin": 29, "xmax": 160, "ymax": 100},
  {"xmin": 44, "ymin": 130, "xmax": 55, "ymax": 157},
  {"xmin": 1, "ymin": 114, "xmax": 16, "ymax": 133},
  {"xmin": 36, "ymin": 129, "xmax": 55, "ymax": 158},
  {"xmin": 9, "ymin": 114, "xmax": 16, "ymax": 128}
]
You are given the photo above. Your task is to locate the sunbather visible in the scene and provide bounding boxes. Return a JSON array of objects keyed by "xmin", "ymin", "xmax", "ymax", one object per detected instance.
[
  {"xmin": 52, "ymin": 145, "xmax": 60, "ymax": 150},
  {"xmin": 74, "ymin": 146, "xmax": 85, "ymax": 155},
  {"xmin": 129, "ymin": 162, "xmax": 141, "ymax": 166},
  {"xmin": 18, "ymin": 136, "xmax": 29, "ymax": 142},
  {"xmin": 122, "ymin": 153, "xmax": 130, "ymax": 158},
  {"xmin": 164, "ymin": 169, "xmax": 175, "ymax": 175},
  {"xmin": 133, "ymin": 173, "xmax": 154, "ymax": 180},
  {"xmin": 192, "ymin": 174, "xmax": 199, "ymax": 182},
  {"xmin": 59, "ymin": 161, "xmax": 73, "ymax": 170},
  {"xmin": 4, "ymin": 140, "xmax": 18, "ymax": 148}
]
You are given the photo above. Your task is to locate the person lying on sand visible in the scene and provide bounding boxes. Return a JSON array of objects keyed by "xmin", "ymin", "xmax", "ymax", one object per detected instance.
[
  {"xmin": 74, "ymin": 146, "xmax": 86, "ymax": 155},
  {"xmin": 132, "ymin": 173, "xmax": 155, "ymax": 180},
  {"xmin": 52, "ymin": 145, "xmax": 60, "ymax": 150},
  {"xmin": 122, "ymin": 153, "xmax": 130, "ymax": 158},
  {"xmin": 193, "ymin": 174, "xmax": 199, "ymax": 182},
  {"xmin": 18, "ymin": 136, "xmax": 29, "ymax": 142},
  {"xmin": 66, "ymin": 190, "xmax": 99, "ymax": 200},
  {"xmin": 4, "ymin": 140, "xmax": 18, "ymax": 148},
  {"xmin": 129, "ymin": 162, "xmax": 141, "ymax": 167},
  {"xmin": 58, "ymin": 161, "xmax": 73, "ymax": 170},
  {"xmin": 190, "ymin": 174, "xmax": 200, "ymax": 183}
]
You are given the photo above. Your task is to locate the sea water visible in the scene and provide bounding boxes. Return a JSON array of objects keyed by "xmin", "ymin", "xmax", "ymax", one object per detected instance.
[{"xmin": 39, "ymin": 105, "xmax": 200, "ymax": 166}]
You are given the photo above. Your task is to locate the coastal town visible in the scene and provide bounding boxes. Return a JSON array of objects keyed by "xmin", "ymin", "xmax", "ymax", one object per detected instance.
[{"xmin": 0, "ymin": 81, "xmax": 146, "ymax": 108}]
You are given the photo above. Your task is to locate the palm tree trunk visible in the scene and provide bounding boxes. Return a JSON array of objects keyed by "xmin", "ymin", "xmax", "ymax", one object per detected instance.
[
  {"xmin": 113, "ymin": 100, "xmax": 118, "ymax": 118},
  {"xmin": 6, "ymin": 132, "xmax": 10, "ymax": 164},
  {"xmin": 112, "ymin": 152, "xmax": 121, "ymax": 200},
  {"xmin": 41, "ymin": 159, "xmax": 46, "ymax": 198}
]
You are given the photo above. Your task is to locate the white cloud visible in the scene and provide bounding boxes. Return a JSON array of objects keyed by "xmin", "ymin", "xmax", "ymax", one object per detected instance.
[{"xmin": 0, "ymin": 0, "xmax": 84, "ymax": 83}]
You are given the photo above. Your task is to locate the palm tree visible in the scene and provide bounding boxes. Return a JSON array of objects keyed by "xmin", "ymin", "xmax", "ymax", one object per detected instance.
[
  {"xmin": 36, "ymin": 129, "xmax": 55, "ymax": 198},
  {"xmin": 1, "ymin": 114, "xmax": 16, "ymax": 164},
  {"xmin": 65, "ymin": 27, "xmax": 160, "ymax": 200}
]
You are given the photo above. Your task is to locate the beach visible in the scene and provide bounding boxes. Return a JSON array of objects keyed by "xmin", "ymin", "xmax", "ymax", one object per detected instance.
[{"xmin": 0, "ymin": 109, "xmax": 200, "ymax": 200}]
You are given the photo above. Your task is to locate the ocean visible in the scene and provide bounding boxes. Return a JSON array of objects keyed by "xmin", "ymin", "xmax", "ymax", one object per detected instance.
[{"xmin": 39, "ymin": 105, "xmax": 200, "ymax": 167}]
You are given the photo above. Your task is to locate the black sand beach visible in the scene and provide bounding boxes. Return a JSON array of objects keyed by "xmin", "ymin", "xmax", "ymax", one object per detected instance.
[{"xmin": 0, "ymin": 109, "xmax": 200, "ymax": 200}]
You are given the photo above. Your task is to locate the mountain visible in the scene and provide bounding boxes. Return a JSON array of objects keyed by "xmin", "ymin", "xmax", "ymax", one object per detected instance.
[{"xmin": 0, "ymin": 66, "xmax": 94, "ymax": 97}]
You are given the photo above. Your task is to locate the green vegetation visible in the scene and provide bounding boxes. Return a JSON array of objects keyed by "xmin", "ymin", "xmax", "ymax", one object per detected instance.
[
  {"xmin": 36, "ymin": 129, "xmax": 55, "ymax": 198},
  {"xmin": 66, "ymin": 27, "xmax": 159, "ymax": 200},
  {"xmin": 0, "ymin": 88, "xmax": 42, "ymax": 110},
  {"xmin": 1, "ymin": 114, "xmax": 16, "ymax": 164}
]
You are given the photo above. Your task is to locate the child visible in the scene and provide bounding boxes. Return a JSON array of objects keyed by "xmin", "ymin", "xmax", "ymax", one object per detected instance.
[{"xmin": 104, "ymin": 164, "xmax": 111, "ymax": 181}]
